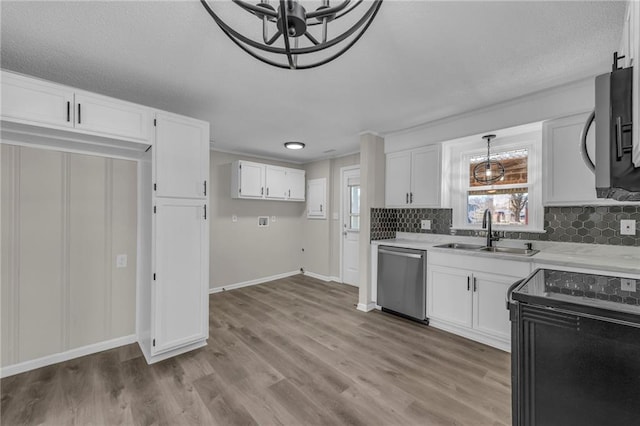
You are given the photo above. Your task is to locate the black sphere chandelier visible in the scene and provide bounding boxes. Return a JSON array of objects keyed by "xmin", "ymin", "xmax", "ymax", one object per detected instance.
[
  {"xmin": 200, "ymin": 0, "xmax": 383, "ymax": 70},
  {"xmin": 473, "ymin": 134, "xmax": 505, "ymax": 184}
]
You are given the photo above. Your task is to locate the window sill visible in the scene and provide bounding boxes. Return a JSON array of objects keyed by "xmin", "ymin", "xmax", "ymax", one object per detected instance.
[{"xmin": 451, "ymin": 227, "xmax": 547, "ymax": 234}]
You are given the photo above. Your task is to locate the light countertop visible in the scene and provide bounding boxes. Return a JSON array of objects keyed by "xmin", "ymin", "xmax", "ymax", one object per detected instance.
[{"xmin": 372, "ymin": 232, "xmax": 640, "ymax": 276}]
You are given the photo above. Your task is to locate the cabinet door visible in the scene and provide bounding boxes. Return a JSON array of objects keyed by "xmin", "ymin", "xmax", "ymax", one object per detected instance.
[
  {"xmin": 307, "ymin": 178, "xmax": 327, "ymax": 218},
  {"xmin": 238, "ymin": 161, "xmax": 265, "ymax": 198},
  {"xmin": 155, "ymin": 112, "xmax": 209, "ymax": 199},
  {"xmin": 385, "ymin": 151, "xmax": 411, "ymax": 207},
  {"xmin": 542, "ymin": 113, "xmax": 613, "ymax": 205},
  {"xmin": 286, "ymin": 168, "xmax": 306, "ymax": 201},
  {"xmin": 153, "ymin": 199, "xmax": 208, "ymax": 354},
  {"xmin": 410, "ymin": 145, "xmax": 441, "ymax": 207},
  {"xmin": 427, "ymin": 265, "xmax": 472, "ymax": 327},
  {"xmin": 1, "ymin": 71, "xmax": 74, "ymax": 129},
  {"xmin": 265, "ymin": 165, "xmax": 287, "ymax": 199},
  {"xmin": 74, "ymin": 92, "xmax": 152, "ymax": 142},
  {"xmin": 472, "ymin": 272, "xmax": 513, "ymax": 341}
]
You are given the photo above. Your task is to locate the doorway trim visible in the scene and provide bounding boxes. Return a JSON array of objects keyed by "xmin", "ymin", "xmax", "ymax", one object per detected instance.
[{"xmin": 339, "ymin": 165, "xmax": 360, "ymax": 286}]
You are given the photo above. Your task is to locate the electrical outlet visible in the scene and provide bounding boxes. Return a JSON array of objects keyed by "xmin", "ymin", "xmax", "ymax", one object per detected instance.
[
  {"xmin": 621, "ymin": 278, "xmax": 637, "ymax": 292},
  {"xmin": 421, "ymin": 220, "xmax": 431, "ymax": 230},
  {"xmin": 232, "ymin": 214, "xmax": 237, "ymax": 222},
  {"xmin": 116, "ymin": 254, "xmax": 127, "ymax": 268},
  {"xmin": 620, "ymin": 219, "xmax": 636, "ymax": 235}
]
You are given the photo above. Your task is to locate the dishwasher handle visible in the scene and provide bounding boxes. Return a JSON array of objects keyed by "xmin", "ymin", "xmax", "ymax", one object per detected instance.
[{"xmin": 378, "ymin": 248, "xmax": 424, "ymax": 259}]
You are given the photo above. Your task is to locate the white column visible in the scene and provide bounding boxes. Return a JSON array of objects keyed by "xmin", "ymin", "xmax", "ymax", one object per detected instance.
[{"xmin": 357, "ymin": 132, "xmax": 385, "ymax": 311}]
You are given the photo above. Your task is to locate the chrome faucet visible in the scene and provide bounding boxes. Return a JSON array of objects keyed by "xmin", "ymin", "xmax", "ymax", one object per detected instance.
[{"xmin": 482, "ymin": 209, "xmax": 500, "ymax": 247}]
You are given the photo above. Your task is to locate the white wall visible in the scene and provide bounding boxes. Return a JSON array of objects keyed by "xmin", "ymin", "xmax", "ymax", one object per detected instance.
[
  {"xmin": 1, "ymin": 144, "xmax": 137, "ymax": 367},
  {"xmin": 209, "ymin": 151, "xmax": 304, "ymax": 290},
  {"xmin": 384, "ymin": 77, "xmax": 594, "ymax": 152}
]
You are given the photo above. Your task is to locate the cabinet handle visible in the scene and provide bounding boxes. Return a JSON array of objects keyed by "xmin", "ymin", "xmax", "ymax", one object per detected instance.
[
  {"xmin": 261, "ymin": 187, "xmax": 264, "ymax": 195},
  {"xmin": 203, "ymin": 204, "xmax": 207, "ymax": 220},
  {"xmin": 467, "ymin": 276, "xmax": 470, "ymax": 291},
  {"xmin": 267, "ymin": 187, "xmax": 269, "ymax": 196},
  {"xmin": 410, "ymin": 192, "xmax": 413, "ymax": 204},
  {"xmin": 77, "ymin": 103, "xmax": 82, "ymax": 124},
  {"xmin": 406, "ymin": 193, "xmax": 409, "ymax": 204},
  {"xmin": 66, "ymin": 101, "xmax": 70, "ymax": 122},
  {"xmin": 288, "ymin": 189, "xmax": 291, "ymax": 197},
  {"xmin": 204, "ymin": 181, "xmax": 207, "ymax": 196},
  {"xmin": 473, "ymin": 277, "xmax": 477, "ymax": 292},
  {"xmin": 320, "ymin": 204, "xmax": 323, "ymax": 212}
]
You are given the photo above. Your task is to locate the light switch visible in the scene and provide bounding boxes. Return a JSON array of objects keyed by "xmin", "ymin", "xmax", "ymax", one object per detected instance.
[
  {"xmin": 271, "ymin": 216, "xmax": 277, "ymax": 223},
  {"xmin": 232, "ymin": 214, "xmax": 238, "ymax": 222},
  {"xmin": 421, "ymin": 220, "xmax": 431, "ymax": 230},
  {"xmin": 116, "ymin": 254, "xmax": 127, "ymax": 268},
  {"xmin": 620, "ymin": 219, "xmax": 636, "ymax": 235}
]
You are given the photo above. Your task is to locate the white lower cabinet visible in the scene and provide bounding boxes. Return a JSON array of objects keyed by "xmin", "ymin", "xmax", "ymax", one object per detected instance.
[
  {"xmin": 428, "ymin": 266, "xmax": 472, "ymax": 328},
  {"xmin": 428, "ymin": 252, "xmax": 530, "ymax": 351},
  {"xmin": 152, "ymin": 199, "xmax": 208, "ymax": 355}
]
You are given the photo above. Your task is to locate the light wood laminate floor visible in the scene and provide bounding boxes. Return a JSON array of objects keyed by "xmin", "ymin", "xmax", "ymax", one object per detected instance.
[{"xmin": 1, "ymin": 275, "xmax": 511, "ymax": 425}]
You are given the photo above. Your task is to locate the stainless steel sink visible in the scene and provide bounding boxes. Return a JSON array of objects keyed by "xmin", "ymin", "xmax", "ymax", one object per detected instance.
[
  {"xmin": 479, "ymin": 246, "xmax": 539, "ymax": 256},
  {"xmin": 433, "ymin": 243, "xmax": 486, "ymax": 250},
  {"xmin": 433, "ymin": 243, "xmax": 539, "ymax": 256}
]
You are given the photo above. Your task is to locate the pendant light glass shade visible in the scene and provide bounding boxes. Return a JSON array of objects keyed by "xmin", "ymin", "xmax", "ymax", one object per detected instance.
[
  {"xmin": 473, "ymin": 134, "xmax": 505, "ymax": 184},
  {"xmin": 200, "ymin": 0, "xmax": 383, "ymax": 70}
]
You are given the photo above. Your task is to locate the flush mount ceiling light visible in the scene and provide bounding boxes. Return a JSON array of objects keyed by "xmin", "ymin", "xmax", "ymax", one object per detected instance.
[
  {"xmin": 200, "ymin": 0, "xmax": 383, "ymax": 70},
  {"xmin": 473, "ymin": 134, "xmax": 505, "ymax": 184},
  {"xmin": 284, "ymin": 141, "xmax": 306, "ymax": 149}
]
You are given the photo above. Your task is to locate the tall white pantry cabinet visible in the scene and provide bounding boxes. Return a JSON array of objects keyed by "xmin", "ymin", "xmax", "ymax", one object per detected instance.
[
  {"xmin": 139, "ymin": 112, "xmax": 210, "ymax": 363},
  {"xmin": 0, "ymin": 69, "xmax": 210, "ymax": 372}
]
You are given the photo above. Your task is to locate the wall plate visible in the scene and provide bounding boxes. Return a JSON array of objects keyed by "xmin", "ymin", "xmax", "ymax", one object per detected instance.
[
  {"xmin": 258, "ymin": 216, "xmax": 269, "ymax": 227},
  {"xmin": 620, "ymin": 219, "xmax": 636, "ymax": 235}
]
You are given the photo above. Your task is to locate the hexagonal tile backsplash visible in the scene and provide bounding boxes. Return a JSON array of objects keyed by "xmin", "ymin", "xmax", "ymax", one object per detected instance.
[{"xmin": 370, "ymin": 206, "xmax": 640, "ymax": 246}]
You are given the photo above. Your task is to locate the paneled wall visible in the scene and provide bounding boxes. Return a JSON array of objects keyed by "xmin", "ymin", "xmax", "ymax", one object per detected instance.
[{"xmin": 1, "ymin": 144, "xmax": 137, "ymax": 367}]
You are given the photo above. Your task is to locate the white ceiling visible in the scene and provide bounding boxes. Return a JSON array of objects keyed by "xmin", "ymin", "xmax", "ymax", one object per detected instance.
[{"xmin": 0, "ymin": 1, "xmax": 626, "ymax": 163}]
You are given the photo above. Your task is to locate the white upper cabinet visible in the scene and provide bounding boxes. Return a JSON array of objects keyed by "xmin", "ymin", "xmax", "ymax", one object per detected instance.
[
  {"xmin": 1, "ymin": 70, "xmax": 153, "ymax": 145},
  {"xmin": 74, "ymin": 92, "xmax": 151, "ymax": 142},
  {"xmin": 386, "ymin": 145, "xmax": 442, "ymax": 208},
  {"xmin": 231, "ymin": 160, "xmax": 305, "ymax": 201},
  {"xmin": 542, "ymin": 112, "xmax": 615, "ymax": 206},
  {"xmin": 386, "ymin": 151, "xmax": 412, "ymax": 207},
  {"xmin": 411, "ymin": 145, "xmax": 442, "ymax": 207},
  {"xmin": 154, "ymin": 112, "xmax": 209, "ymax": 199},
  {"xmin": 286, "ymin": 168, "xmax": 306, "ymax": 201},
  {"xmin": 232, "ymin": 160, "xmax": 265, "ymax": 199},
  {"xmin": 307, "ymin": 178, "xmax": 327, "ymax": 219},
  {"xmin": 265, "ymin": 165, "xmax": 287, "ymax": 199},
  {"xmin": 1, "ymin": 71, "xmax": 74, "ymax": 129}
]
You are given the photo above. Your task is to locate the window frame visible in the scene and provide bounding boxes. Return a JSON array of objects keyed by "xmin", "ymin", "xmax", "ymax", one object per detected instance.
[{"xmin": 450, "ymin": 129, "xmax": 543, "ymax": 232}]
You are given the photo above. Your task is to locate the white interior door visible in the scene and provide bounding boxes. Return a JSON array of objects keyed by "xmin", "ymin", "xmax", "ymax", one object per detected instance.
[{"xmin": 341, "ymin": 167, "xmax": 360, "ymax": 286}]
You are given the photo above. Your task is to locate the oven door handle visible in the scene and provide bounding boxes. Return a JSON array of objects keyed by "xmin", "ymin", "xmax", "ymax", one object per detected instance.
[{"xmin": 506, "ymin": 279, "xmax": 524, "ymax": 309}]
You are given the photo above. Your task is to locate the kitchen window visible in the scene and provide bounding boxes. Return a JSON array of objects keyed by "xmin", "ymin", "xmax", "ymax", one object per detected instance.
[
  {"xmin": 467, "ymin": 149, "xmax": 530, "ymax": 226},
  {"xmin": 448, "ymin": 125, "xmax": 543, "ymax": 232}
]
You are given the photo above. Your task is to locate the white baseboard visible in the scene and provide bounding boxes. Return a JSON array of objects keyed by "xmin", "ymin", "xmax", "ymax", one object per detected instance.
[
  {"xmin": 428, "ymin": 319, "xmax": 510, "ymax": 353},
  {"xmin": 356, "ymin": 302, "xmax": 377, "ymax": 312},
  {"xmin": 209, "ymin": 270, "xmax": 300, "ymax": 294},
  {"xmin": 303, "ymin": 271, "xmax": 332, "ymax": 282},
  {"xmin": 0, "ymin": 334, "xmax": 137, "ymax": 378},
  {"xmin": 141, "ymin": 339, "xmax": 208, "ymax": 365}
]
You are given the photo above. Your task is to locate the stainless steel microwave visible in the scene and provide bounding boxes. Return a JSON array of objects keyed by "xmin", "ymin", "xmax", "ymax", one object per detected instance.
[{"xmin": 582, "ymin": 62, "xmax": 640, "ymax": 201}]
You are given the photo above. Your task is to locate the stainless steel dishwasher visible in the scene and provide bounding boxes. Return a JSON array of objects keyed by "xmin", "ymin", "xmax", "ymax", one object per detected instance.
[{"xmin": 377, "ymin": 246, "xmax": 427, "ymax": 323}]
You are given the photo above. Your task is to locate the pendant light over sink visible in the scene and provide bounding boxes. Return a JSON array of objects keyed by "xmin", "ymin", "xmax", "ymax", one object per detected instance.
[
  {"xmin": 200, "ymin": 0, "xmax": 383, "ymax": 70},
  {"xmin": 473, "ymin": 134, "xmax": 505, "ymax": 184}
]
